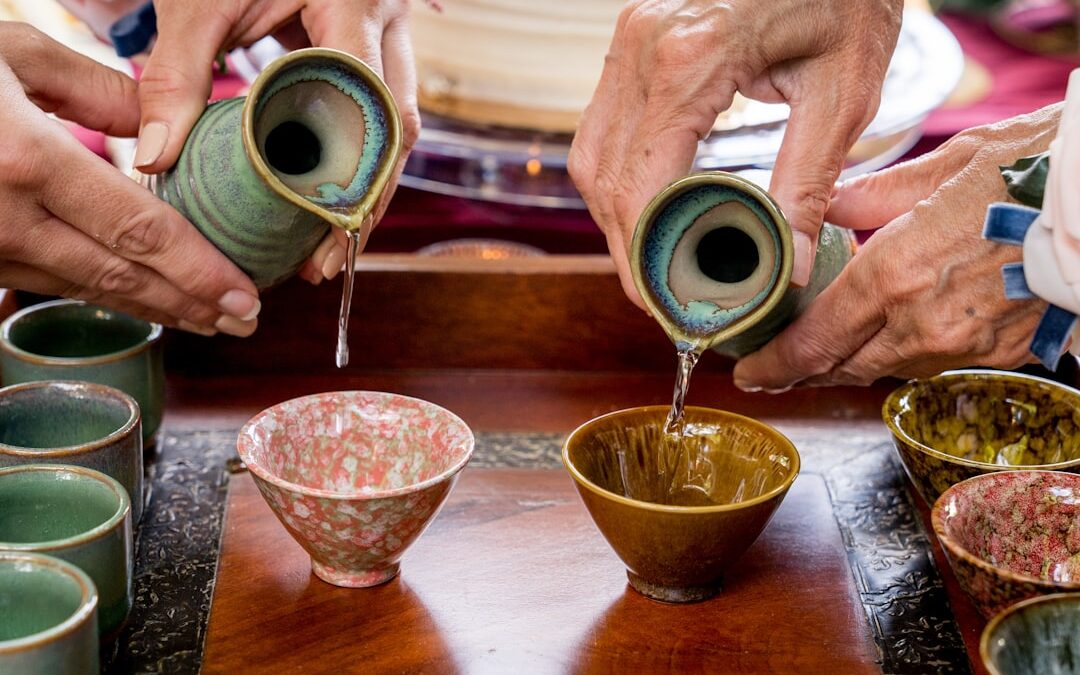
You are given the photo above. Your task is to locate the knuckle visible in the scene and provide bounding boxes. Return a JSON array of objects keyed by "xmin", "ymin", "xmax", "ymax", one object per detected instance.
[
  {"xmin": 399, "ymin": 107, "xmax": 421, "ymax": 152},
  {"xmin": 592, "ymin": 172, "xmax": 620, "ymax": 218},
  {"xmin": 617, "ymin": 1, "xmax": 649, "ymax": 34},
  {"xmin": 0, "ymin": 23, "xmax": 47, "ymax": 63},
  {"xmin": 176, "ymin": 297, "xmax": 217, "ymax": 325},
  {"xmin": 790, "ymin": 182, "xmax": 833, "ymax": 226},
  {"xmin": 65, "ymin": 285, "xmax": 101, "ymax": 304},
  {"xmin": 566, "ymin": 146, "xmax": 590, "ymax": 187},
  {"xmin": 95, "ymin": 257, "xmax": 143, "ymax": 296},
  {"xmin": 783, "ymin": 334, "xmax": 834, "ymax": 377},
  {"xmin": 0, "ymin": 136, "xmax": 48, "ymax": 190},
  {"xmin": 108, "ymin": 208, "xmax": 169, "ymax": 257},
  {"xmin": 138, "ymin": 61, "xmax": 205, "ymax": 104},
  {"xmin": 832, "ymin": 366, "xmax": 873, "ymax": 387},
  {"xmin": 609, "ymin": 181, "xmax": 640, "ymax": 228},
  {"xmin": 938, "ymin": 132, "xmax": 981, "ymax": 164}
]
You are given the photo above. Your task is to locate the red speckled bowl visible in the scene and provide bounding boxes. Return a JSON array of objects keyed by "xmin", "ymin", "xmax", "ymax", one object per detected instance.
[
  {"xmin": 238, "ymin": 391, "xmax": 474, "ymax": 587},
  {"xmin": 932, "ymin": 471, "xmax": 1080, "ymax": 619}
]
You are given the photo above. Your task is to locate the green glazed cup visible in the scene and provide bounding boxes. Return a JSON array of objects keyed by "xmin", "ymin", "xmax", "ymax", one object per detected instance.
[
  {"xmin": 0, "ymin": 299, "xmax": 163, "ymax": 451},
  {"xmin": 143, "ymin": 47, "xmax": 403, "ymax": 289},
  {"xmin": 0, "ymin": 465, "xmax": 133, "ymax": 640},
  {"xmin": 0, "ymin": 552, "xmax": 99, "ymax": 675},
  {"xmin": 0, "ymin": 380, "xmax": 144, "ymax": 523},
  {"xmin": 630, "ymin": 171, "xmax": 854, "ymax": 357}
]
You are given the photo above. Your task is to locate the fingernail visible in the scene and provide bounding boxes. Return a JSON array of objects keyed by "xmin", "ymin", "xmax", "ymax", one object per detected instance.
[
  {"xmin": 177, "ymin": 320, "xmax": 217, "ymax": 337},
  {"xmin": 215, "ymin": 315, "xmax": 258, "ymax": 338},
  {"xmin": 791, "ymin": 232, "xmax": 813, "ymax": 287},
  {"xmin": 764, "ymin": 386, "xmax": 794, "ymax": 395},
  {"xmin": 134, "ymin": 122, "xmax": 169, "ymax": 168},
  {"xmin": 734, "ymin": 377, "xmax": 764, "ymax": 393},
  {"xmin": 218, "ymin": 290, "xmax": 261, "ymax": 321},
  {"xmin": 321, "ymin": 246, "xmax": 347, "ymax": 280}
]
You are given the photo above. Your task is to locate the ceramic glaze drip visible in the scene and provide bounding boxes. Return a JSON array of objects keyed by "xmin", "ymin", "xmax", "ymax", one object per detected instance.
[{"xmin": 335, "ymin": 231, "xmax": 361, "ymax": 368}]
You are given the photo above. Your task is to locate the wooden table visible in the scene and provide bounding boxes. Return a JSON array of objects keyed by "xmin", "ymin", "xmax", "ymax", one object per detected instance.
[
  {"xmin": 204, "ymin": 468, "xmax": 879, "ymax": 674},
  {"xmin": 17, "ymin": 255, "xmax": 1066, "ymax": 673}
]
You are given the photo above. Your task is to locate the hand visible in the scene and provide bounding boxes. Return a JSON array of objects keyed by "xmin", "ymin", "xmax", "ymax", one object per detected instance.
[
  {"xmin": 134, "ymin": 0, "xmax": 420, "ymax": 285},
  {"xmin": 733, "ymin": 105, "xmax": 1063, "ymax": 391},
  {"xmin": 568, "ymin": 0, "xmax": 902, "ymax": 308},
  {"xmin": 0, "ymin": 22, "xmax": 260, "ymax": 336}
]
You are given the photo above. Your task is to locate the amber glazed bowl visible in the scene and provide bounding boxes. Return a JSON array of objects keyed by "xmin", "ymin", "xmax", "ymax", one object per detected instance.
[
  {"xmin": 563, "ymin": 406, "xmax": 799, "ymax": 603},
  {"xmin": 884, "ymin": 370, "xmax": 1080, "ymax": 505},
  {"xmin": 237, "ymin": 391, "xmax": 474, "ymax": 588},
  {"xmin": 932, "ymin": 471, "xmax": 1080, "ymax": 619},
  {"xmin": 980, "ymin": 593, "xmax": 1080, "ymax": 675}
]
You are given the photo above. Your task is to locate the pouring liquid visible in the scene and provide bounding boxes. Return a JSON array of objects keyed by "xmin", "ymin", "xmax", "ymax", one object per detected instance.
[
  {"xmin": 656, "ymin": 346, "xmax": 720, "ymax": 506},
  {"xmin": 335, "ymin": 230, "xmax": 361, "ymax": 368}
]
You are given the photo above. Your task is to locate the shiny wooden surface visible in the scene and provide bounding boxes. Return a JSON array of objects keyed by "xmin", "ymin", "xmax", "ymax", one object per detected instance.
[
  {"xmin": 164, "ymin": 370, "xmax": 896, "ymax": 432},
  {"xmin": 164, "ymin": 255, "xmax": 681, "ymax": 375},
  {"xmin": 202, "ymin": 469, "xmax": 879, "ymax": 675}
]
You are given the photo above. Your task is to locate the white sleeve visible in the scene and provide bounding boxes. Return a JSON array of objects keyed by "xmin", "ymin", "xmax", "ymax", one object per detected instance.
[{"xmin": 1023, "ymin": 69, "xmax": 1080, "ymax": 355}]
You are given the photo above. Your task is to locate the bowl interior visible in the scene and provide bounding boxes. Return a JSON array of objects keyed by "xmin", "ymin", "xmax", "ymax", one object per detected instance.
[
  {"xmin": 0, "ymin": 468, "xmax": 124, "ymax": 543},
  {"xmin": 892, "ymin": 373, "xmax": 1080, "ymax": 467},
  {"xmin": 565, "ymin": 406, "xmax": 797, "ymax": 508},
  {"xmin": 0, "ymin": 384, "xmax": 133, "ymax": 449},
  {"xmin": 240, "ymin": 392, "xmax": 473, "ymax": 495},
  {"xmin": 0, "ymin": 556, "xmax": 87, "ymax": 641},
  {"xmin": 5, "ymin": 303, "xmax": 153, "ymax": 359},
  {"xmin": 984, "ymin": 594, "xmax": 1080, "ymax": 675},
  {"xmin": 939, "ymin": 472, "xmax": 1080, "ymax": 583}
]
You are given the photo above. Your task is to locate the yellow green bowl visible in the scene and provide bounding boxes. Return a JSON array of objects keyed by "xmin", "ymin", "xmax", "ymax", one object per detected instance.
[{"xmin": 883, "ymin": 369, "xmax": 1080, "ymax": 505}]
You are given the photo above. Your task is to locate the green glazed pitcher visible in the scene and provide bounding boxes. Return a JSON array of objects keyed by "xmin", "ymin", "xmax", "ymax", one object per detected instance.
[
  {"xmin": 142, "ymin": 48, "xmax": 402, "ymax": 289},
  {"xmin": 631, "ymin": 171, "xmax": 855, "ymax": 358}
]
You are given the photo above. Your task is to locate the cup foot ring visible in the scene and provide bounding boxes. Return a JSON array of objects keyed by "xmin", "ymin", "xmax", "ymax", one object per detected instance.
[
  {"xmin": 311, "ymin": 560, "xmax": 400, "ymax": 588},
  {"xmin": 627, "ymin": 571, "xmax": 722, "ymax": 603}
]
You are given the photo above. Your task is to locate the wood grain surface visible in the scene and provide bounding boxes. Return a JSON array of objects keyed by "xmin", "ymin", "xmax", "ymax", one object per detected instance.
[
  {"xmin": 202, "ymin": 469, "xmax": 878, "ymax": 675},
  {"xmin": 164, "ymin": 255, "xmax": 684, "ymax": 375}
]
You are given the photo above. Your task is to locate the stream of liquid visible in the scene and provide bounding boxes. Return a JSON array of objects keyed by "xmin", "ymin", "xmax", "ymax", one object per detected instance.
[
  {"xmin": 657, "ymin": 346, "xmax": 719, "ymax": 505},
  {"xmin": 334, "ymin": 230, "xmax": 361, "ymax": 369}
]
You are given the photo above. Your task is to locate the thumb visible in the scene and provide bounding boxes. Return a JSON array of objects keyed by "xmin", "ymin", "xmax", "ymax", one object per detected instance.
[
  {"xmin": 133, "ymin": 10, "xmax": 230, "ymax": 172},
  {"xmin": 826, "ymin": 142, "xmax": 974, "ymax": 231}
]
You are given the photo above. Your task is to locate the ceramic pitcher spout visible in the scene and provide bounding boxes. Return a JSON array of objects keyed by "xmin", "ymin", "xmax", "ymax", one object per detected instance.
[
  {"xmin": 630, "ymin": 171, "xmax": 855, "ymax": 358},
  {"xmin": 144, "ymin": 48, "xmax": 403, "ymax": 289}
]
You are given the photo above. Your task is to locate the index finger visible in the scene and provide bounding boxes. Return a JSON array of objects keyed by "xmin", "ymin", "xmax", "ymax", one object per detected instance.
[
  {"xmin": 302, "ymin": 0, "xmax": 388, "ymax": 75},
  {"xmin": 40, "ymin": 128, "xmax": 261, "ymax": 320},
  {"xmin": 770, "ymin": 69, "xmax": 880, "ymax": 286}
]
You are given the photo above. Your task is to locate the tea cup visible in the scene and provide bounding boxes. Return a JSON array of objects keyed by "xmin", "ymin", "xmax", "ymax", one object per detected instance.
[
  {"xmin": 0, "ymin": 552, "xmax": 99, "ymax": 674},
  {"xmin": 0, "ymin": 299, "xmax": 163, "ymax": 451},
  {"xmin": 0, "ymin": 380, "xmax": 144, "ymax": 523},
  {"xmin": 0, "ymin": 464, "xmax": 133, "ymax": 639}
]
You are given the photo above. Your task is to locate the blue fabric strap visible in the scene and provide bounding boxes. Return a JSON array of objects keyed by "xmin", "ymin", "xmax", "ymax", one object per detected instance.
[
  {"xmin": 110, "ymin": 2, "xmax": 157, "ymax": 58},
  {"xmin": 1030, "ymin": 304, "xmax": 1078, "ymax": 371},
  {"xmin": 982, "ymin": 203, "xmax": 1040, "ymax": 245},
  {"xmin": 1001, "ymin": 263, "xmax": 1035, "ymax": 300}
]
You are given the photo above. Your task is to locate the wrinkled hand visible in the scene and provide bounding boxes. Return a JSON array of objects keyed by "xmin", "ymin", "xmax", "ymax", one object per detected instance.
[
  {"xmin": 135, "ymin": 0, "xmax": 420, "ymax": 285},
  {"xmin": 0, "ymin": 23, "xmax": 260, "ymax": 336},
  {"xmin": 733, "ymin": 105, "xmax": 1064, "ymax": 391},
  {"xmin": 568, "ymin": 0, "xmax": 902, "ymax": 307}
]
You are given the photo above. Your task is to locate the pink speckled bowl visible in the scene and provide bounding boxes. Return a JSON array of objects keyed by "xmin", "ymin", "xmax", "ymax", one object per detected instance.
[
  {"xmin": 932, "ymin": 471, "xmax": 1080, "ymax": 619},
  {"xmin": 237, "ymin": 391, "xmax": 474, "ymax": 587}
]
